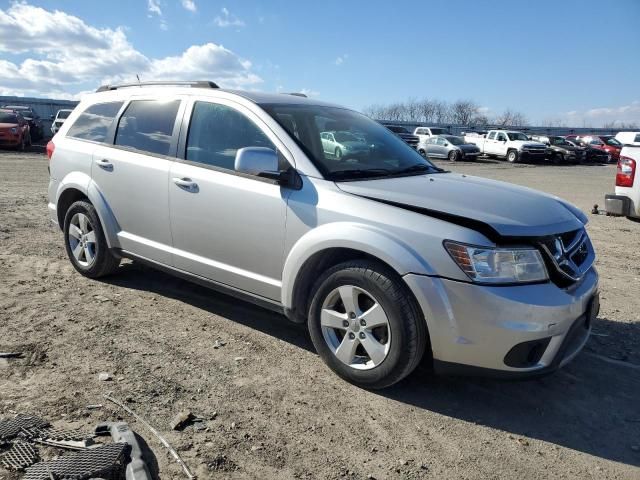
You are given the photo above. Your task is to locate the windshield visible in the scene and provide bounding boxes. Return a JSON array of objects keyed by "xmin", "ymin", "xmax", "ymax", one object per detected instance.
[
  {"xmin": 550, "ymin": 137, "xmax": 571, "ymax": 146},
  {"xmin": 603, "ymin": 137, "xmax": 621, "ymax": 147},
  {"xmin": 57, "ymin": 110, "xmax": 71, "ymax": 119},
  {"xmin": 0, "ymin": 112, "xmax": 18, "ymax": 123},
  {"xmin": 430, "ymin": 128, "xmax": 447, "ymax": 135},
  {"xmin": 262, "ymin": 104, "xmax": 440, "ymax": 181},
  {"xmin": 506, "ymin": 132, "xmax": 529, "ymax": 141},
  {"xmin": 444, "ymin": 136, "xmax": 464, "ymax": 145},
  {"xmin": 387, "ymin": 125, "xmax": 409, "ymax": 134}
]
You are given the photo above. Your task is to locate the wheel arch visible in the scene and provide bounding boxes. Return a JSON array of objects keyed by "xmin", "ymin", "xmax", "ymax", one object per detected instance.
[
  {"xmin": 281, "ymin": 223, "xmax": 433, "ymax": 323},
  {"xmin": 55, "ymin": 175, "xmax": 121, "ymax": 249}
]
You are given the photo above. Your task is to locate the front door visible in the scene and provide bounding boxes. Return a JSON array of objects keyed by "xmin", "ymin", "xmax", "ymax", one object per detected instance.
[{"xmin": 169, "ymin": 99, "xmax": 290, "ymax": 301}]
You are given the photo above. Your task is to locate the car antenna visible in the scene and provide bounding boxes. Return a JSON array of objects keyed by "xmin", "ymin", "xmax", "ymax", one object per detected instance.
[{"xmin": 136, "ymin": 74, "xmax": 141, "ymax": 83}]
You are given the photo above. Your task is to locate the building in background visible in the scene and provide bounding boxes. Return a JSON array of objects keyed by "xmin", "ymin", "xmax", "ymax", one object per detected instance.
[{"xmin": 0, "ymin": 96, "xmax": 79, "ymax": 140}]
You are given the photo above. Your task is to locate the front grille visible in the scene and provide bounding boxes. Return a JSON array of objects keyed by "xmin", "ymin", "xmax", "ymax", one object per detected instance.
[{"xmin": 537, "ymin": 228, "xmax": 594, "ymax": 285}]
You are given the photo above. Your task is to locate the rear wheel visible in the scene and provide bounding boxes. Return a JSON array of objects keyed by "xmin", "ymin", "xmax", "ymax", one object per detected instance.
[
  {"xmin": 63, "ymin": 200, "xmax": 120, "ymax": 278},
  {"xmin": 308, "ymin": 260, "xmax": 428, "ymax": 389},
  {"xmin": 418, "ymin": 149, "xmax": 427, "ymax": 158},
  {"xmin": 552, "ymin": 153, "xmax": 563, "ymax": 165},
  {"xmin": 507, "ymin": 150, "xmax": 519, "ymax": 163},
  {"xmin": 448, "ymin": 150, "xmax": 459, "ymax": 162}
]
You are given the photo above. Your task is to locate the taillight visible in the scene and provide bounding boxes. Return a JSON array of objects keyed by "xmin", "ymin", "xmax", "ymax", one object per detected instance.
[
  {"xmin": 46, "ymin": 140, "xmax": 55, "ymax": 160},
  {"xmin": 616, "ymin": 156, "xmax": 636, "ymax": 188}
]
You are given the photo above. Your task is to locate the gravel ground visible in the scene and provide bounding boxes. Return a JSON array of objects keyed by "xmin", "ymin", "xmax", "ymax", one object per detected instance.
[{"xmin": 1, "ymin": 150, "xmax": 639, "ymax": 480}]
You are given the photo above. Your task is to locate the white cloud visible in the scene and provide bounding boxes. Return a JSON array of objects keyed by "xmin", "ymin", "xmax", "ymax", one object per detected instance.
[
  {"xmin": 0, "ymin": 3, "xmax": 261, "ymax": 98},
  {"xmin": 181, "ymin": 0, "xmax": 196, "ymax": 12},
  {"xmin": 334, "ymin": 54, "xmax": 348, "ymax": 66},
  {"xmin": 564, "ymin": 101, "xmax": 640, "ymax": 127},
  {"xmin": 147, "ymin": 0, "xmax": 162, "ymax": 16},
  {"xmin": 214, "ymin": 7, "xmax": 245, "ymax": 28}
]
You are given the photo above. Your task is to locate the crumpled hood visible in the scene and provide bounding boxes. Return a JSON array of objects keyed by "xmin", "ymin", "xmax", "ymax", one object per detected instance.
[{"xmin": 337, "ymin": 172, "xmax": 586, "ymax": 239}]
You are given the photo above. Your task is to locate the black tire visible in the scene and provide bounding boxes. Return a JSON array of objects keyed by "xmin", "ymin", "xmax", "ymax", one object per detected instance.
[
  {"xmin": 334, "ymin": 147, "xmax": 342, "ymax": 160},
  {"xmin": 507, "ymin": 149, "xmax": 519, "ymax": 163},
  {"xmin": 418, "ymin": 149, "xmax": 427, "ymax": 158},
  {"xmin": 448, "ymin": 150, "xmax": 458, "ymax": 162},
  {"xmin": 63, "ymin": 200, "xmax": 120, "ymax": 278},
  {"xmin": 25, "ymin": 132, "xmax": 32, "ymax": 147},
  {"xmin": 552, "ymin": 153, "xmax": 563, "ymax": 165},
  {"xmin": 307, "ymin": 260, "xmax": 428, "ymax": 389}
]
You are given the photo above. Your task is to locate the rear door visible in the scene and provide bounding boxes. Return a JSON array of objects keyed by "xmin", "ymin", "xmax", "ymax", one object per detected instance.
[
  {"xmin": 168, "ymin": 97, "xmax": 291, "ymax": 300},
  {"xmin": 91, "ymin": 95, "xmax": 185, "ymax": 264}
]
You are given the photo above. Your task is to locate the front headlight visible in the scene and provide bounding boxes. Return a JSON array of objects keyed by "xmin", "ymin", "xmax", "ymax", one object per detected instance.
[{"xmin": 444, "ymin": 241, "xmax": 548, "ymax": 284}]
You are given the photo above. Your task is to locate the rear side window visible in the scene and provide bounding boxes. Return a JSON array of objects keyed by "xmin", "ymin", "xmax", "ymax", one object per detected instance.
[
  {"xmin": 635, "ymin": 134, "xmax": 640, "ymax": 143},
  {"xmin": 66, "ymin": 102, "xmax": 123, "ymax": 142},
  {"xmin": 115, "ymin": 100, "xmax": 181, "ymax": 156},
  {"xmin": 185, "ymin": 102, "xmax": 274, "ymax": 171}
]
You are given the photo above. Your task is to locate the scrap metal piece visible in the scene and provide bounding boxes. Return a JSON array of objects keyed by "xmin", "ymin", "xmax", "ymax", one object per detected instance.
[
  {"xmin": 0, "ymin": 352, "xmax": 23, "ymax": 358},
  {"xmin": 20, "ymin": 426, "xmax": 95, "ymax": 450},
  {"xmin": 103, "ymin": 393, "xmax": 196, "ymax": 479},
  {"xmin": 24, "ymin": 442, "xmax": 128, "ymax": 480},
  {"xmin": 96, "ymin": 422, "xmax": 152, "ymax": 480},
  {"xmin": 0, "ymin": 440, "xmax": 39, "ymax": 471},
  {"xmin": 0, "ymin": 414, "xmax": 49, "ymax": 441}
]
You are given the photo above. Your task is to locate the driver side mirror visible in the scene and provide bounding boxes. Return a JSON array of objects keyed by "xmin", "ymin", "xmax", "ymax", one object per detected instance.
[{"xmin": 234, "ymin": 147, "xmax": 300, "ymax": 189}]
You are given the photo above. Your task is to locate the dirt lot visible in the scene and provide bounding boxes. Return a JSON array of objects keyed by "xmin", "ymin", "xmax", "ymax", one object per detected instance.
[{"xmin": 1, "ymin": 150, "xmax": 639, "ymax": 480}]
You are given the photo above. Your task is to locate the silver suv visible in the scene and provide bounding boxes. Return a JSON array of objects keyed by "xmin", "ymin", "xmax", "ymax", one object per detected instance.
[{"xmin": 47, "ymin": 81, "xmax": 599, "ymax": 388}]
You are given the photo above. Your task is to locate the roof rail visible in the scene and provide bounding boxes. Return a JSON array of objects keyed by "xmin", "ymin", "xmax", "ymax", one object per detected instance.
[
  {"xmin": 95, "ymin": 80, "xmax": 219, "ymax": 92},
  {"xmin": 284, "ymin": 92, "xmax": 307, "ymax": 98}
]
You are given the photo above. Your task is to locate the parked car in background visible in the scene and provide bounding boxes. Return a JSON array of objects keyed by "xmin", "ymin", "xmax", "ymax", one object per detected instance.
[
  {"xmin": 385, "ymin": 125, "xmax": 419, "ymax": 149},
  {"xmin": 2, "ymin": 105, "xmax": 44, "ymax": 141},
  {"xmin": 413, "ymin": 126, "xmax": 448, "ymax": 144},
  {"xmin": 598, "ymin": 135, "xmax": 622, "ymax": 162},
  {"xmin": 0, "ymin": 109, "xmax": 31, "ymax": 150},
  {"xmin": 564, "ymin": 138, "xmax": 610, "ymax": 163},
  {"xmin": 47, "ymin": 80, "xmax": 598, "ymax": 388},
  {"xmin": 565, "ymin": 135, "xmax": 617, "ymax": 163},
  {"xmin": 530, "ymin": 135, "xmax": 586, "ymax": 164},
  {"xmin": 51, "ymin": 109, "xmax": 74, "ymax": 135},
  {"xmin": 605, "ymin": 132, "xmax": 640, "ymax": 221},
  {"xmin": 419, "ymin": 135, "xmax": 480, "ymax": 161},
  {"xmin": 464, "ymin": 129, "xmax": 547, "ymax": 163}
]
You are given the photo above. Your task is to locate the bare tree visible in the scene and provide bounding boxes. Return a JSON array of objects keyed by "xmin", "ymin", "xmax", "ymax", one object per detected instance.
[
  {"xmin": 451, "ymin": 100, "xmax": 480, "ymax": 125},
  {"xmin": 433, "ymin": 100, "xmax": 451, "ymax": 123},
  {"xmin": 417, "ymin": 99, "xmax": 436, "ymax": 123},
  {"xmin": 493, "ymin": 109, "xmax": 528, "ymax": 127}
]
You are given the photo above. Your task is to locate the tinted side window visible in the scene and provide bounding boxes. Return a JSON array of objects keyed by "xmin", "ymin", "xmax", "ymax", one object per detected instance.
[
  {"xmin": 115, "ymin": 100, "xmax": 181, "ymax": 156},
  {"xmin": 67, "ymin": 102, "xmax": 123, "ymax": 142},
  {"xmin": 635, "ymin": 134, "xmax": 640, "ymax": 143},
  {"xmin": 186, "ymin": 102, "xmax": 274, "ymax": 171},
  {"xmin": 488, "ymin": 132, "xmax": 496, "ymax": 140}
]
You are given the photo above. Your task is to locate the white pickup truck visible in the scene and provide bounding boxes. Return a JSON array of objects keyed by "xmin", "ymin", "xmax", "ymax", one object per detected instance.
[
  {"xmin": 463, "ymin": 130, "xmax": 547, "ymax": 163},
  {"xmin": 605, "ymin": 131, "xmax": 640, "ymax": 221}
]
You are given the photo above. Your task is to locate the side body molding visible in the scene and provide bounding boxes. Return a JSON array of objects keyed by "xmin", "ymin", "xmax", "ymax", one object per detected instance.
[
  {"xmin": 56, "ymin": 173, "xmax": 121, "ymax": 249},
  {"xmin": 280, "ymin": 222, "xmax": 435, "ymax": 309}
]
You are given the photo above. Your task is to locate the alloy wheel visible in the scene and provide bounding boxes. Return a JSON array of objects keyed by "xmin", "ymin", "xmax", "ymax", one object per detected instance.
[
  {"xmin": 68, "ymin": 213, "xmax": 97, "ymax": 267},
  {"xmin": 320, "ymin": 285, "xmax": 391, "ymax": 370}
]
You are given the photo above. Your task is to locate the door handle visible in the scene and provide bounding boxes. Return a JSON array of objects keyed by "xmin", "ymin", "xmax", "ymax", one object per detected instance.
[
  {"xmin": 96, "ymin": 158, "xmax": 113, "ymax": 170},
  {"xmin": 172, "ymin": 177, "xmax": 198, "ymax": 191}
]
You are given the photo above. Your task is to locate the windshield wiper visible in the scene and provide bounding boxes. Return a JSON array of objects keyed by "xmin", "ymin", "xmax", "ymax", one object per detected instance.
[
  {"xmin": 328, "ymin": 168, "xmax": 391, "ymax": 181},
  {"xmin": 393, "ymin": 164, "xmax": 446, "ymax": 175}
]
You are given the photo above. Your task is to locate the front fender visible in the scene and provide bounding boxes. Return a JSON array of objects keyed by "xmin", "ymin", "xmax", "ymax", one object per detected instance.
[
  {"xmin": 281, "ymin": 222, "xmax": 435, "ymax": 308},
  {"xmin": 56, "ymin": 173, "xmax": 121, "ymax": 249}
]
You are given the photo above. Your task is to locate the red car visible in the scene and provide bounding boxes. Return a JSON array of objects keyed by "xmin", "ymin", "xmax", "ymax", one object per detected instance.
[
  {"xmin": 0, "ymin": 108, "xmax": 31, "ymax": 150},
  {"xmin": 565, "ymin": 134, "xmax": 620, "ymax": 162}
]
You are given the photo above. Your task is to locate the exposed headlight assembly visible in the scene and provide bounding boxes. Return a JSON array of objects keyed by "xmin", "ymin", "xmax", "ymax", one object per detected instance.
[{"xmin": 444, "ymin": 241, "xmax": 548, "ymax": 284}]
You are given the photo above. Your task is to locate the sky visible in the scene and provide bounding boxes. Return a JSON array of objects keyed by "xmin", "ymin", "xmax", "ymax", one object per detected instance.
[{"xmin": 0, "ymin": 0, "xmax": 639, "ymax": 126}]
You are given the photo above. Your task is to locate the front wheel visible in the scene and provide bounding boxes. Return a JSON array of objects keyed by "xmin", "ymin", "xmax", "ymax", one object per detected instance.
[
  {"xmin": 507, "ymin": 150, "xmax": 519, "ymax": 163},
  {"xmin": 63, "ymin": 200, "xmax": 120, "ymax": 278},
  {"xmin": 418, "ymin": 149, "xmax": 427, "ymax": 158},
  {"xmin": 308, "ymin": 260, "xmax": 428, "ymax": 389},
  {"xmin": 334, "ymin": 147, "xmax": 343, "ymax": 160}
]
